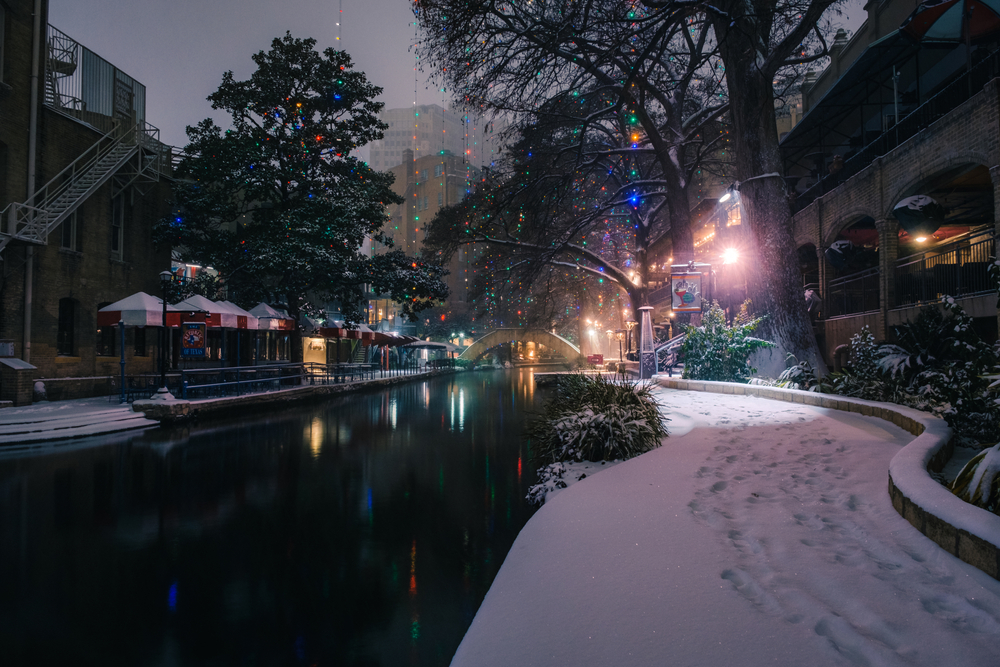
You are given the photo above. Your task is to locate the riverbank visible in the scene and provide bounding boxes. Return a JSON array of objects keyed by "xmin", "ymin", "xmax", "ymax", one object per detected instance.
[
  {"xmin": 0, "ymin": 367, "xmax": 462, "ymax": 444},
  {"xmin": 451, "ymin": 386, "xmax": 1000, "ymax": 666}
]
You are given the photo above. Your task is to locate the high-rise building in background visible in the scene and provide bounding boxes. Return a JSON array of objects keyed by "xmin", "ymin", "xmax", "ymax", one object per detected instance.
[{"xmin": 368, "ymin": 104, "xmax": 498, "ymax": 172}]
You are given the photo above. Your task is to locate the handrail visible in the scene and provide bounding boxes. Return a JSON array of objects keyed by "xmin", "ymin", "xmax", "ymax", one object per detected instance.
[{"xmin": 792, "ymin": 47, "xmax": 1000, "ymax": 213}]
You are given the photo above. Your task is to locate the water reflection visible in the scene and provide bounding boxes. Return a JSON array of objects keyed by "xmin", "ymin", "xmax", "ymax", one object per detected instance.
[{"xmin": 0, "ymin": 369, "xmax": 547, "ymax": 666}]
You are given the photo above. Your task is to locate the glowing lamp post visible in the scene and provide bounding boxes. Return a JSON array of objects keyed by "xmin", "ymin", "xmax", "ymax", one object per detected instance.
[
  {"xmin": 615, "ymin": 330, "xmax": 625, "ymax": 362},
  {"xmin": 625, "ymin": 320, "xmax": 637, "ymax": 358},
  {"xmin": 153, "ymin": 269, "xmax": 174, "ymax": 400},
  {"xmin": 606, "ymin": 329, "xmax": 614, "ymax": 360},
  {"xmin": 638, "ymin": 306, "xmax": 656, "ymax": 378}
]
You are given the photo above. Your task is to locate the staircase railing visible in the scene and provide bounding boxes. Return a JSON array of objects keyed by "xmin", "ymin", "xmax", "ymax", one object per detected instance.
[{"xmin": 0, "ymin": 119, "xmax": 160, "ymax": 253}]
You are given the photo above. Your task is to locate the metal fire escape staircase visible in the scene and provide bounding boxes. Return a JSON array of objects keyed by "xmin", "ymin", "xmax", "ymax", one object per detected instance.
[{"xmin": 0, "ymin": 119, "xmax": 164, "ymax": 256}]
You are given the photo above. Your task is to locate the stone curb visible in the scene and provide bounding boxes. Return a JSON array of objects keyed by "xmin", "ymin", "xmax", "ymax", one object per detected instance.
[{"xmin": 655, "ymin": 376, "xmax": 1000, "ymax": 581}]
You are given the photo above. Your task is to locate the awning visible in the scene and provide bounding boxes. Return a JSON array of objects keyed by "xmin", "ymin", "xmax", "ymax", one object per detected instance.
[
  {"xmin": 248, "ymin": 302, "xmax": 296, "ymax": 331},
  {"xmin": 218, "ymin": 301, "xmax": 259, "ymax": 330},
  {"xmin": 321, "ymin": 321, "xmax": 375, "ymax": 342},
  {"xmin": 97, "ymin": 292, "xmax": 184, "ymax": 327},
  {"xmin": 174, "ymin": 294, "xmax": 226, "ymax": 327}
]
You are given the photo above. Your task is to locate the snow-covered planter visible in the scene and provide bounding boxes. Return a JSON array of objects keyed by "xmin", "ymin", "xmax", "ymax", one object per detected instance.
[{"xmin": 951, "ymin": 443, "xmax": 1000, "ymax": 514}]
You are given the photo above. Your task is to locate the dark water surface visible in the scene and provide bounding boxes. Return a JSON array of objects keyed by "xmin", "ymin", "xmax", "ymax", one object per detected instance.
[{"xmin": 0, "ymin": 369, "xmax": 547, "ymax": 666}]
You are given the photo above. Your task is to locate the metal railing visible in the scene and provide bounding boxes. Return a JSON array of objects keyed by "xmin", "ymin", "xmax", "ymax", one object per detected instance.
[
  {"xmin": 827, "ymin": 266, "xmax": 880, "ymax": 318},
  {"xmin": 0, "ymin": 120, "xmax": 160, "ymax": 253},
  {"xmin": 124, "ymin": 359, "xmax": 455, "ymax": 400},
  {"xmin": 792, "ymin": 47, "xmax": 1000, "ymax": 213},
  {"xmin": 45, "ymin": 24, "xmax": 146, "ymax": 135},
  {"xmin": 894, "ymin": 229, "xmax": 996, "ymax": 308}
]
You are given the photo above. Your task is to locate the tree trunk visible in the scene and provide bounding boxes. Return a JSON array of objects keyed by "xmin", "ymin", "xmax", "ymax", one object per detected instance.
[{"xmin": 712, "ymin": 20, "xmax": 826, "ymax": 377}]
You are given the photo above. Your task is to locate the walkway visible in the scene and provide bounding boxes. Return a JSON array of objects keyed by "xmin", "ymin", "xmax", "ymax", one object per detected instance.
[
  {"xmin": 452, "ymin": 387, "xmax": 1000, "ymax": 666},
  {"xmin": 0, "ymin": 397, "xmax": 158, "ymax": 447}
]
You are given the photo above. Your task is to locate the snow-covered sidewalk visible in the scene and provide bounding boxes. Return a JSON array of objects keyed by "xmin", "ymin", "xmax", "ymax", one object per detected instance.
[
  {"xmin": 0, "ymin": 396, "xmax": 157, "ymax": 446},
  {"xmin": 452, "ymin": 388, "xmax": 1000, "ymax": 666}
]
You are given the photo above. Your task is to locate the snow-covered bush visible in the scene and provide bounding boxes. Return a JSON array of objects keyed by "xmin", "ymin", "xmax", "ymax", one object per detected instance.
[
  {"xmin": 775, "ymin": 354, "xmax": 819, "ymax": 390},
  {"xmin": 878, "ymin": 298, "xmax": 999, "ymax": 440},
  {"xmin": 819, "ymin": 326, "xmax": 898, "ymax": 402},
  {"xmin": 681, "ymin": 301, "xmax": 774, "ymax": 383},
  {"xmin": 526, "ymin": 373, "xmax": 668, "ymax": 464},
  {"xmin": 820, "ymin": 303, "xmax": 1000, "ymax": 442},
  {"xmin": 950, "ymin": 443, "xmax": 1000, "ymax": 514}
]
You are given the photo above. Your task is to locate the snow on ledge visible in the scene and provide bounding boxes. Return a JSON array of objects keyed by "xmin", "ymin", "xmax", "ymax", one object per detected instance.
[{"xmin": 656, "ymin": 376, "xmax": 1000, "ymax": 579}]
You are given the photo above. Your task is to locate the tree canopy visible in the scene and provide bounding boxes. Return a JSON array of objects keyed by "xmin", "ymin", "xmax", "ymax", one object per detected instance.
[
  {"xmin": 418, "ymin": 0, "xmax": 842, "ymax": 374},
  {"xmin": 158, "ymin": 33, "xmax": 448, "ymax": 358}
]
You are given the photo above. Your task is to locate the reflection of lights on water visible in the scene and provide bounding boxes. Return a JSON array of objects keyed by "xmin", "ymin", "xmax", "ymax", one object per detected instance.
[
  {"xmin": 458, "ymin": 388, "xmax": 465, "ymax": 432},
  {"xmin": 423, "ymin": 383, "xmax": 430, "ymax": 409},
  {"xmin": 309, "ymin": 416, "xmax": 323, "ymax": 458},
  {"xmin": 517, "ymin": 456, "xmax": 522, "ymax": 480},
  {"xmin": 167, "ymin": 581, "xmax": 178, "ymax": 612},
  {"xmin": 390, "ymin": 398, "xmax": 398, "ymax": 429},
  {"xmin": 338, "ymin": 422, "xmax": 351, "ymax": 445},
  {"xmin": 409, "ymin": 540, "xmax": 418, "ymax": 597}
]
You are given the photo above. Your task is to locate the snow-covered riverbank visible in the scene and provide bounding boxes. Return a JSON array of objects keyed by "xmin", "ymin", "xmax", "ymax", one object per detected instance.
[{"xmin": 452, "ymin": 387, "xmax": 1000, "ymax": 666}]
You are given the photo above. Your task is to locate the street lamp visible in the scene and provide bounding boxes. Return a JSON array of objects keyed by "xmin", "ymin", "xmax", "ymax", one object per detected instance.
[
  {"xmin": 606, "ymin": 329, "xmax": 614, "ymax": 360},
  {"xmin": 625, "ymin": 320, "xmax": 637, "ymax": 358},
  {"xmin": 615, "ymin": 329, "xmax": 625, "ymax": 362},
  {"xmin": 158, "ymin": 270, "xmax": 173, "ymax": 395}
]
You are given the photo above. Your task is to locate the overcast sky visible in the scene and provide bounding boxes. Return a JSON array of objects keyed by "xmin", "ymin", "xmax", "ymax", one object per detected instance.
[
  {"xmin": 49, "ymin": 0, "xmax": 445, "ymax": 148},
  {"xmin": 49, "ymin": 0, "xmax": 867, "ymax": 150}
]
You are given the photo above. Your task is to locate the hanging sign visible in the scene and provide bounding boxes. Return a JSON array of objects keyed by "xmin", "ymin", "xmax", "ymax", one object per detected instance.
[
  {"xmin": 181, "ymin": 322, "xmax": 206, "ymax": 358},
  {"xmin": 671, "ymin": 273, "xmax": 702, "ymax": 312}
]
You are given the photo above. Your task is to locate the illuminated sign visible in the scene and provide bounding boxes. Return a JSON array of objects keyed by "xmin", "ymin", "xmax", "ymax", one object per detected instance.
[{"xmin": 671, "ymin": 273, "xmax": 702, "ymax": 312}]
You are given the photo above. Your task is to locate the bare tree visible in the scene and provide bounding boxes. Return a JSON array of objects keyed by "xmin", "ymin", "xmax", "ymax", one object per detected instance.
[
  {"xmin": 638, "ymin": 0, "xmax": 837, "ymax": 374},
  {"xmin": 416, "ymin": 0, "xmax": 732, "ymax": 309}
]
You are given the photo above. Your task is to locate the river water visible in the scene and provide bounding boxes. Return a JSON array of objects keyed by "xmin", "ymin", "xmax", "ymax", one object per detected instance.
[{"xmin": 0, "ymin": 368, "xmax": 549, "ymax": 666}]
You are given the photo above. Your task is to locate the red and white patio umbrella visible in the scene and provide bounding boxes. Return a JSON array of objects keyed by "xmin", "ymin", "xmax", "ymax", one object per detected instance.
[{"xmin": 97, "ymin": 292, "xmax": 184, "ymax": 327}]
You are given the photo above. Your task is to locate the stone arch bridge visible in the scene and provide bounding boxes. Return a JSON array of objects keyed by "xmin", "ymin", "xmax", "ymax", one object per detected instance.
[{"xmin": 459, "ymin": 328, "xmax": 581, "ymax": 364}]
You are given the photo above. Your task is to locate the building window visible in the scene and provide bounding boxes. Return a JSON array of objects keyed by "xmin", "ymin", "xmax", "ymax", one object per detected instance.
[
  {"xmin": 134, "ymin": 327, "xmax": 146, "ymax": 356},
  {"xmin": 60, "ymin": 210, "xmax": 82, "ymax": 251},
  {"xmin": 96, "ymin": 302, "xmax": 116, "ymax": 356},
  {"xmin": 726, "ymin": 204, "xmax": 742, "ymax": 227},
  {"xmin": 57, "ymin": 298, "xmax": 76, "ymax": 356},
  {"xmin": 438, "ymin": 192, "xmax": 443, "ymax": 206},
  {"xmin": 434, "ymin": 164, "xmax": 443, "ymax": 177}
]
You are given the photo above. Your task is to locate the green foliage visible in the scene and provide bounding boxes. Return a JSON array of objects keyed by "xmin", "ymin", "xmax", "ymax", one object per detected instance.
[
  {"xmin": 527, "ymin": 374, "xmax": 668, "ymax": 464},
  {"xmin": 775, "ymin": 354, "xmax": 819, "ymax": 390},
  {"xmin": 819, "ymin": 326, "xmax": 898, "ymax": 403},
  {"xmin": 950, "ymin": 444, "xmax": 1000, "ymax": 514},
  {"xmin": 157, "ymin": 33, "xmax": 448, "ymax": 328},
  {"xmin": 820, "ymin": 303, "xmax": 1000, "ymax": 441},
  {"xmin": 681, "ymin": 301, "xmax": 775, "ymax": 383}
]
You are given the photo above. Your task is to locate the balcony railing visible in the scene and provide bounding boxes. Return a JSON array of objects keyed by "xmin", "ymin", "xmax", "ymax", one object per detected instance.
[
  {"xmin": 894, "ymin": 229, "xmax": 996, "ymax": 308},
  {"xmin": 793, "ymin": 47, "xmax": 1000, "ymax": 214},
  {"xmin": 827, "ymin": 266, "xmax": 880, "ymax": 318},
  {"xmin": 45, "ymin": 25, "xmax": 146, "ymax": 136}
]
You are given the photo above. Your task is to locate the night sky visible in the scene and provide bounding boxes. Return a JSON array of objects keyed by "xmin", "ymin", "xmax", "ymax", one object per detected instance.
[
  {"xmin": 50, "ymin": 0, "xmax": 867, "ymax": 153},
  {"xmin": 49, "ymin": 0, "xmax": 444, "ymax": 150}
]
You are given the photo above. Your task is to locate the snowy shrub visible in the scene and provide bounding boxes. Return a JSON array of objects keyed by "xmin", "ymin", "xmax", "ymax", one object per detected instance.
[
  {"xmin": 877, "ymin": 298, "xmax": 999, "ymax": 440},
  {"xmin": 681, "ymin": 301, "xmax": 775, "ymax": 383},
  {"xmin": 526, "ymin": 373, "xmax": 668, "ymax": 464},
  {"xmin": 820, "ymin": 303, "xmax": 1000, "ymax": 442},
  {"xmin": 775, "ymin": 354, "xmax": 819, "ymax": 391},
  {"xmin": 950, "ymin": 443, "xmax": 1000, "ymax": 514},
  {"xmin": 819, "ymin": 326, "xmax": 898, "ymax": 402}
]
